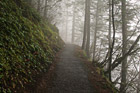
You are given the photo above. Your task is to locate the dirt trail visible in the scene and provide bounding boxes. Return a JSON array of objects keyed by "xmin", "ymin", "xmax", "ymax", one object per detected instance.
[
  {"xmin": 24, "ymin": 44, "xmax": 115, "ymax": 93},
  {"xmin": 46, "ymin": 44, "xmax": 94, "ymax": 93},
  {"xmin": 25, "ymin": 44, "xmax": 96, "ymax": 93}
]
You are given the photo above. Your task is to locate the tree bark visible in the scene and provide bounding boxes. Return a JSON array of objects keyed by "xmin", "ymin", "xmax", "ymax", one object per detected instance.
[
  {"xmin": 44, "ymin": 0, "xmax": 48, "ymax": 18},
  {"xmin": 29, "ymin": 0, "xmax": 32, "ymax": 5},
  {"xmin": 65, "ymin": 3, "xmax": 68, "ymax": 42},
  {"xmin": 85, "ymin": 0, "xmax": 91, "ymax": 57},
  {"xmin": 72, "ymin": 1, "xmax": 76, "ymax": 43},
  {"xmin": 82, "ymin": 0, "xmax": 88, "ymax": 50},
  {"xmin": 37, "ymin": 0, "xmax": 41, "ymax": 13},
  {"xmin": 137, "ymin": 68, "xmax": 140, "ymax": 93},
  {"xmin": 92, "ymin": 0, "xmax": 99, "ymax": 61},
  {"xmin": 120, "ymin": 0, "xmax": 127, "ymax": 92},
  {"xmin": 108, "ymin": 0, "xmax": 112, "ymax": 81}
]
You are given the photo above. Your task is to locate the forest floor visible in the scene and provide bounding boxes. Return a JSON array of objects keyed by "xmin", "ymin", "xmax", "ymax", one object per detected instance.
[{"xmin": 24, "ymin": 44, "xmax": 115, "ymax": 93}]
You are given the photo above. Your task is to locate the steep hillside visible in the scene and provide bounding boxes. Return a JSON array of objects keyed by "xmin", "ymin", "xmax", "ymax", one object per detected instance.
[{"xmin": 0, "ymin": 0, "xmax": 64, "ymax": 92}]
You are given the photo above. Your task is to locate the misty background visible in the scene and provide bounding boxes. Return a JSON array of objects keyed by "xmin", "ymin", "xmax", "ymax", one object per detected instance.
[{"xmin": 27, "ymin": 0, "xmax": 140, "ymax": 92}]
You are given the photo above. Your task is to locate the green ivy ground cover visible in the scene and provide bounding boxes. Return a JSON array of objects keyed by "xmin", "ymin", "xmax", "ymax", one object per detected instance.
[{"xmin": 0, "ymin": 0, "xmax": 64, "ymax": 92}]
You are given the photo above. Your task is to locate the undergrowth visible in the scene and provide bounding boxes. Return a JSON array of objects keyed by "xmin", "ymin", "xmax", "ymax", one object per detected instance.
[
  {"xmin": 75, "ymin": 45, "xmax": 117, "ymax": 93},
  {"xmin": 0, "ymin": 0, "xmax": 64, "ymax": 92}
]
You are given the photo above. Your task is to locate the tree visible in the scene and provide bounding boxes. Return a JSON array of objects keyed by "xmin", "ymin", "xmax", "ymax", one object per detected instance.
[
  {"xmin": 137, "ymin": 69, "xmax": 140, "ymax": 93},
  {"xmin": 71, "ymin": 1, "xmax": 76, "ymax": 43},
  {"xmin": 108, "ymin": 0, "xmax": 116, "ymax": 82},
  {"xmin": 82, "ymin": 0, "xmax": 88, "ymax": 50},
  {"xmin": 120, "ymin": 0, "xmax": 127, "ymax": 92},
  {"xmin": 65, "ymin": 1, "xmax": 69, "ymax": 42},
  {"xmin": 29, "ymin": 0, "xmax": 32, "ymax": 5},
  {"xmin": 85, "ymin": 0, "xmax": 91, "ymax": 57},
  {"xmin": 107, "ymin": 0, "xmax": 112, "ymax": 81},
  {"xmin": 44, "ymin": 0, "xmax": 48, "ymax": 18},
  {"xmin": 92, "ymin": 0, "xmax": 100, "ymax": 62},
  {"xmin": 37, "ymin": 0, "xmax": 41, "ymax": 13}
]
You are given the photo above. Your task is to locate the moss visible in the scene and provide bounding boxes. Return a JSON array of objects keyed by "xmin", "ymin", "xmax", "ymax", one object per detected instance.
[
  {"xmin": 76, "ymin": 48, "xmax": 88, "ymax": 59},
  {"xmin": 0, "ymin": 0, "xmax": 64, "ymax": 92},
  {"xmin": 96, "ymin": 67, "xmax": 118, "ymax": 93},
  {"xmin": 75, "ymin": 46, "xmax": 117, "ymax": 93}
]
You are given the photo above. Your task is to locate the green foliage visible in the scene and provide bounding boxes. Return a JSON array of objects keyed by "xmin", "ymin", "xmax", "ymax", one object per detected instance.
[
  {"xmin": 96, "ymin": 67, "xmax": 118, "ymax": 93},
  {"xmin": 0, "ymin": 0, "xmax": 64, "ymax": 92},
  {"xmin": 76, "ymin": 49, "xmax": 88, "ymax": 59}
]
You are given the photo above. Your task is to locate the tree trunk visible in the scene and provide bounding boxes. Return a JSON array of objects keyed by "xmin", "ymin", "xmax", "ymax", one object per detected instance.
[
  {"xmin": 92, "ymin": 0, "xmax": 99, "ymax": 61},
  {"xmin": 85, "ymin": 0, "xmax": 91, "ymax": 57},
  {"xmin": 72, "ymin": 1, "xmax": 76, "ymax": 44},
  {"xmin": 65, "ymin": 4, "xmax": 68, "ymax": 42},
  {"xmin": 37, "ymin": 0, "xmax": 41, "ymax": 13},
  {"xmin": 82, "ymin": 0, "xmax": 87, "ymax": 50},
  {"xmin": 137, "ymin": 68, "xmax": 140, "ymax": 93},
  {"xmin": 29, "ymin": 0, "xmax": 32, "ymax": 5},
  {"xmin": 120, "ymin": 0, "xmax": 127, "ymax": 92},
  {"xmin": 108, "ymin": 0, "xmax": 112, "ymax": 82},
  {"xmin": 44, "ymin": 0, "xmax": 48, "ymax": 19}
]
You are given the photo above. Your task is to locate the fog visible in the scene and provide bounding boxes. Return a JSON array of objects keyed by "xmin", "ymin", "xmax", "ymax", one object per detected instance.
[
  {"xmin": 24, "ymin": 0, "xmax": 140, "ymax": 92},
  {"xmin": 55, "ymin": 0, "xmax": 140, "ymax": 92},
  {"xmin": 1, "ymin": 0, "xmax": 140, "ymax": 92}
]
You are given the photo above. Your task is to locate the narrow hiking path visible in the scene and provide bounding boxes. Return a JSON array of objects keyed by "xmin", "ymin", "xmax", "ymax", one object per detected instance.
[
  {"xmin": 25, "ymin": 44, "xmax": 115, "ymax": 93},
  {"xmin": 47, "ymin": 44, "xmax": 94, "ymax": 93}
]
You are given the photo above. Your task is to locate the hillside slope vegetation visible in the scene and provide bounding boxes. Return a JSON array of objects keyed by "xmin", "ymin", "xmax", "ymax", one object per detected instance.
[{"xmin": 0, "ymin": 0, "xmax": 64, "ymax": 92}]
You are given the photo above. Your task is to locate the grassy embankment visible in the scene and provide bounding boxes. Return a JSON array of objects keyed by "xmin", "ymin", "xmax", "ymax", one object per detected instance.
[{"xmin": 0, "ymin": 0, "xmax": 64, "ymax": 92}]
